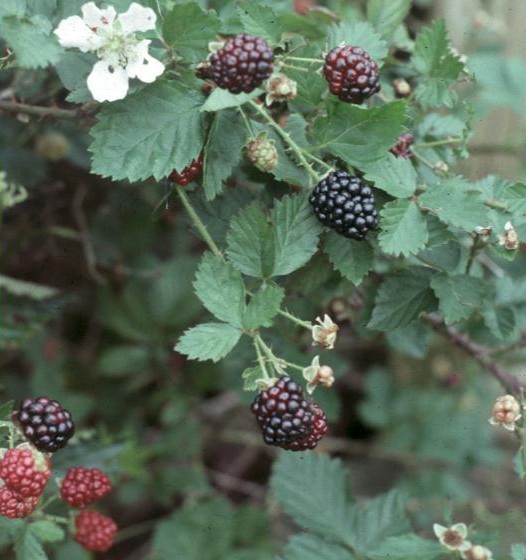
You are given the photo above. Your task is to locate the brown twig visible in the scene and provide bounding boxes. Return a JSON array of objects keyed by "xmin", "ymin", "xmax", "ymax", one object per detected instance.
[
  {"xmin": 0, "ymin": 100, "xmax": 83, "ymax": 119},
  {"xmin": 424, "ymin": 313, "xmax": 523, "ymax": 394}
]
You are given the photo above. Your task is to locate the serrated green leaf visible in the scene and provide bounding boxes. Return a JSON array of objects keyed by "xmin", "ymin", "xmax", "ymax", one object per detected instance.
[
  {"xmin": 511, "ymin": 544, "xmax": 526, "ymax": 560},
  {"xmin": 31, "ymin": 520, "xmax": 65, "ymax": 543},
  {"xmin": 425, "ymin": 214, "xmax": 455, "ymax": 248},
  {"xmin": 431, "ymin": 274, "xmax": 487, "ymax": 324},
  {"xmin": 203, "ymin": 110, "xmax": 246, "ymax": 200},
  {"xmin": 14, "ymin": 525, "xmax": 48, "ymax": 560},
  {"xmin": 502, "ymin": 183, "xmax": 526, "ymax": 215},
  {"xmin": 0, "ymin": 0, "xmax": 26, "ymax": 18},
  {"xmin": 227, "ymin": 202, "xmax": 275, "ymax": 278},
  {"xmin": 271, "ymin": 192, "xmax": 322, "ymax": 276},
  {"xmin": 368, "ymin": 534, "xmax": 443, "ymax": 560},
  {"xmin": 362, "ymin": 154, "xmax": 417, "ymax": 198},
  {"xmin": 271, "ymin": 453, "xmax": 352, "ymax": 545},
  {"xmin": 0, "ymin": 516, "xmax": 23, "ymax": 544},
  {"xmin": 241, "ymin": 365, "xmax": 266, "ymax": 391},
  {"xmin": 419, "ymin": 178, "xmax": 488, "ymax": 232},
  {"xmin": 243, "ymin": 285, "xmax": 284, "ymax": 329},
  {"xmin": 367, "ymin": 0, "xmax": 412, "ymax": 40},
  {"xmin": 412, "ymin": 20, "xmax": 464, "ymax": 108},
  {"xmin": 327, "ymin": 21, "xmax": 388, "ymax": 63},
  {"xmin": 1, "ymin": 15, "xmax": 62, "ymax": 69},
  {"xmin": 194, "ymin": 253, "xmax": 246, "ymax": 327},
  {"xmin": 200, "ymin": 88, "xmax": 263, "ymax": 112},
  {"xmin": 324, "ymin": 232, "xmax": 374, "ymax": 285},
  {"xmin": 313, "ymin": 101, "xmax": 406, "ymax": 168},
  {"xmin": 280, "ymin": 533, "xmax": 353, "ymax": 560},
  {"xmin": 90, "ymin": 82, "xmax": 205, "ymax": 182},
  {"xmin": 175, "ymin": 322, "xmax": 242, "ymax": 362},
  {"xmin": 163, "ymin": 3, "xmax": 220, "ymax": 62},
  {"xmin": 237, "ymin": 3, "xmax": 281, "ymax": 44},
  {"xmin": 483, "ymin": 306, "xmax": 516, "ymax": 341},
  {"xmin": 369, "ymin": 268, "xmax": 437, "ymax": 331},
  {"xmin": 379, "ymin": 200, "xmax": 428, "ymax": 257},
  {"xmin": 55, "ymin": 51, "xmax": 93, "ymax": 103}
]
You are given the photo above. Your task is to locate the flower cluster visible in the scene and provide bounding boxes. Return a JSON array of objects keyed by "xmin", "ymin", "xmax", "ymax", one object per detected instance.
[{"xmin": 433, "ymin": 523, "xmax": 493, "ymax": 560}]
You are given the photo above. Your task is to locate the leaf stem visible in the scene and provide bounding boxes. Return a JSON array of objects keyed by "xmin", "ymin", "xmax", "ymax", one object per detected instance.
[
  {"xmin": 0, "ymin": 100, "xmax": 91, "ymax": 119},
  {"xmin": 253, "ymin": 338, "xmax": 271, "ymax": 380},
  {"xmin": 414, "ymin": 137, "xmax": 463, "ymax": 149},
  {"xmin": 248, "ymin": 100, "xmax": 320, "ymax": 184},
  {"xmin": 303, "ymin": 151, "xmax": 333, "ymax": 173},
  {"xmin": 277, "ymin": 307, "xmax": 312, "ymax": 329},
  {"xmin": 238, "ymin": 106, "xmax": 256, "ymax": 139},
  {"xmin": 282, "ymin": 56, "xmax": 324, "ymax": 64},
  {"xmin": 411, "ymin": 149, "xmax": 438, "ymax": 171},
  {"xmin": 176, "ymin": 186, "xmax": 222, "ymax": 258}
]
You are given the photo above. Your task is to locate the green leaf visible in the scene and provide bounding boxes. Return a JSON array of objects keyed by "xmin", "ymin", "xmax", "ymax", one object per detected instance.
[
  {"xmin": 200, "ymin": 88, "xmax": 264, "ymax": 112},
  {"xmin": 502, "ymin": 183, "xmax": 526, "ymax": 214},
  {"xmin": 367, "ymin": 0, "xmax": 412, "ymax": 40},
  {"xmin": 379, "ymin": 200, "xmax": 428, "ymax": 257},
  {"xmin": 227, "ymin": 202, "xmax": 275, "ymax": 278},
  {"xmin": 0, "ymin": 0, "xmax": 26, "ymax": 19},
  {"xmin": 0, "ymin": 517, "xmax": 23, "ymax": 544},
  {"xmin": 368, "ymin": 534, "xmax": 444, "ymax": 560},
  {"xmin": 0, "ymin": 400, "xmax": 14, "ymax": 419},
  {"xmin": 425, "ymin": 214, "xmax": 455, "ymax": 248},
  {"xmin": 14, "ymin": 525, "xmax": 48, "ymax": 560},
  {"xmin": 243, "ymin": 285, "xmax": 284, "ymax": 329},
  {"xmin": 362, "ymin": 154, "xmax": 417, "ymax": 198},
  {"xmin": 511, "ymin": 544, "xmax": 526, "ymax": 560},
  {"xmin": 163, "ymin": 3, "xmax": 220, "ymax": 62},
  {"xmin": 241, "ymin": 365, "xmax": 266, "ymax": 391},
  {"xmin": 431, "ymin": 274, "xmax": 487, "ymax": 324},
  {"xmin": 483, "ymin": 306, "xmax": 516, "ymax": 341},
  {"xmin": 369, "ymin": 268, "xmax": 437, "ymax": 331},
  {"xmin": 237, "ymin": 3, "xmax": 282, "ymax": 44},
  {"xmin": 412, "ymin": 20, "xmax": 464, "ymax": 108},
  {"xmin": 419, "ymin": 178, "xmax": 488, "ymax": 232},
  {"xmin": 175, "ymin": 322, "xmax": 242, "ymax": 363},
  {"xmin": 327, "ymin": 21, "xmax": 388, "ymax": 63},
  {"xmin": 55, "ymin": 51, "xmax": 93, "ymax": 103},
  {"xmin": 324, "ymin": 232, "xmax": 374, "ymax": 285},
  {"xmin": 0, "ymin": 274, "xmax": 58, "ymax": 300},
  {"xmin": 271, "ymin": 192, "xmax": 322, "ymax": 276},
  {"xmin": 97, "ymin": 346, "xmax": 150, "ymax": 377},
  {"xmin": 313, "ymin": 101, "xmax": 406, "ymax": 168},
  {"xmin": 0, "ymin": 15, "xmax": 62, "ymax": 69},
  {"xmin": 203, "ymin": 110, "xmax": 246, "ymax": 200},
  {"xmin": 280, "ymin": 534, "xmax": 353, "ymax": 560},
  {"xmin": 348, "ymin": 490, "xmax": 411, "ymax": 553},
  {"xmin": 90, "ymin": 82, "xmax": 205, "ymax": 182},
  {"xmin": 194, "ymin": 253, "xmax": 246, "ymax": 327},
  {"xmin": 31, "ymin": 520, "xmax": 65, "ymax": 543},
  {"xmin": 271, "ymin": 453, "xmax": 352, "ymax": 545}
]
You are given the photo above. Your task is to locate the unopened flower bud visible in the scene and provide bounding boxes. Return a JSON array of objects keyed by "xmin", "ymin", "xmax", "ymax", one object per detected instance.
[
  {"xmin": 392, "ymin": 78, "xmax": 412, "ymax": 98},
  {"xmin": 302, "ymin": 356, "xmax": 334, "ymax": 394},
  {"xmin": 434, "ymin": 161, "xmax": 449, "ymax": 174},
  {"xmin": 433, "ymin": 523, "xmax": 471, "ymax": 552},
  {"xmin": 489, "ymin": 394, "xmax": 522, "ymax": 431},
  {"xmin": 462, "ymin": 545, "xmax": 494, "ymax": 560},
  {"xmin": 266, "ymin": 73, "xmax": 298, "ymax": 105}
]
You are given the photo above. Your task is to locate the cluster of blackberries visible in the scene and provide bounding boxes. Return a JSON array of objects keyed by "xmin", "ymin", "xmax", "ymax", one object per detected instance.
[
  {"xmin": 251, "ymin": 376, "xmax": 327, "ymax": 451},
  {"xmin": 309, "ymin": 171, "xmax": 378, "ymax": 240}
]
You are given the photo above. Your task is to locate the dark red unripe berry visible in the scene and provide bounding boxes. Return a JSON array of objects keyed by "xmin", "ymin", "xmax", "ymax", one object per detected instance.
[
  {"xmin": 74, "ymin": 510, "xmax": 117, "ymax": 552},
  {"xmin": 283, "ymin": 404, "xmax": 328, "ymax": 451},
  {"xmin": 60, "ymin": 467, "xmax": 112, "ymax": 509},
  {"xmin": 390, "ymin": 133, "xmax": 414, "ymax": 159},
  {"xmin": 323, "ymin": 45, "xmax": 380, "ymax": 104},
  {"xmin": 0, "ymin": 487, "xmax": 39, "ymax": 519},
  {"xmin": 168, "ymin": 152, "xmax": 204, "ymax": 186},
  {"xmin": 0, "ymin": 447, "xmax": 51, "ymax": 498},
  {"xmin": 209, "ymin": 34, "xmax": 274, "ymax": 94},
  {"xmin": 13, "ymin": 397, "xmax": 75, "ymax": 453}
]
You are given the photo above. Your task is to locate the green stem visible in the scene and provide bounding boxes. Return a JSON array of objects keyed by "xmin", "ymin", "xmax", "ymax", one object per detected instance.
[
  {"xmin": 411, "ymin": 149, "xmax": 438, "ymax": 171},
  {"xmin": 282, "ymin": 56, "xmax": 324, "ymax": 64},
  {"xmin": 484, "ymin": 199, "xmax": 509, "ymax": 212},
  {"xmin": 277, "ymin": 307, "xmax": 312, "ymax": 329},
  {"xmin": 254, "ymin": 338, "xmax": 271, "ymax": 380},
  {"xmin": 465, "ymin": 238, "xmax": 483, "ymax": 274},
  {"xmin": 115, "ymin": 518, "xmax": 159, "ymax": 544},
  {"xmin": 280, "ymin": 63, "xmax": 310, "ymax": 73},
  {"xmin": 238, "ymin": 106, "xmax": 255, "ymax": 139},
  {"xmin": 414, "ymin": 137, "xmax": 463, "ymax": 149},
  {"xmin": 303, "ymin": 151, "xmax": 333, "ymax": 173},
  {"xmin": 248, "ymin": 100, "xmax": 320, "ymax": 183},
  {"xmin": 284, "ymin": 360, "xmax": 304, "ymax": 372},
  {"xmin": 176, "ymin": 186, "xmax": 222, "ymax": 257}
]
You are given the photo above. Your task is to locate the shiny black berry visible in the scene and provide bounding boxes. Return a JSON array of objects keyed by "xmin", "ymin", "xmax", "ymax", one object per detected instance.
[
  {"xmin": 323, "ymin": 45, "xmax": 380, "ymax": 104},
  {"xmin": 13, "ymin": 397, "xmax": 75, "ymax": 453},
  {"xmin": 390, "ymin": 133, "xmax": 414, "ymax": 159},
  {"xmin": 209, "ymin": 34, "xmax": 274, "ymax": 94},
  {"xmin": 168, "ymin": 152, "xmax": 204, "ymax": 186},
  {"xmin": 309, "ymin": 171, "xmax": 378, "ymax": 240},
  {"xmin": 282, "ymin": 404, "xmax": 328, "ymax": 451}
]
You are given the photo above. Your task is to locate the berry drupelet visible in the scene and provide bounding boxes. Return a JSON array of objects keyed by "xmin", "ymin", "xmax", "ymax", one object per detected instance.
[
  {"xmin": 168, "ymin": 152, "xmax": 204, "ymax": 186},
  {"xmin": 309, "ymin": 171, "xmax": 378, "ymax": 240},
  {"xmin": 60, "ymin": 467, "xmax": 112, "ymax": 509},
  {"xmin": 74, "ymin": 510, "xmax": 117, "ymax": 552},
  {"xmin": 0, "ymin": 487, "xmax": 39, "ymax": 519},
  {"xmin": 13, "ymin": 397, "xmax": 75, "ymax": 453},
  {"xmin": 390, "ymin": 133, "xmax": 414, "ymax": 159},
  {"xmin": 0, "ymin": 447, "xmax": 51, "ymax": 498},
  {"xmin": 251, "ymin": 376, "xmax": 327, "ymax": 451},
  {"xmin": 209, "ymin": 34, "xmax": 274, "ymax": 94},
  {"xmin": 323, "ymin": 45, "xmax": 380, "ymax": 104}
]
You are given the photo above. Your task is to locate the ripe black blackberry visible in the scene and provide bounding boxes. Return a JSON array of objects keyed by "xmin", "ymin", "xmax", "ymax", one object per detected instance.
[
  {"xmin": 13, "ymin": 397, "xmax": 75, "ymax": 453},
  {"xmin": 251, "ymin": 376, "xmax": 326, "ymax": 451},
  {"xmin": 323, "ymin": 45, "xmax": 380, "ymax": 104},
  {"xmin": 309, "ymin": 171, "xmax": 378, "ymax": 240},
  {"xmin": 209, "ymin": 34, "xmax": 274, "ymax": 94},
  {"xmin": 390, "ymin": 133, "xmax": 414, "ymax": 159},
  {"xmin": 283, "ymin": 404, "xmax": 328, "ymax": 451}
]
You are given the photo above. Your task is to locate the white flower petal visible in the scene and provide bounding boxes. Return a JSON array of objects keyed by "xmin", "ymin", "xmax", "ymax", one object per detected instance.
[
  {"xmin": 54, "ymin": 15, "xmax": 103, "ymax": 52},
  {"xmin": 118, "ymin": 2, "xmax": 157, "ymax": 33},
  {"xmin": 87, "ymin": 60, "xmax": 129, "ymax": 102},
  {"xmin": 433, "ymin": 524, "xmax": 447, "ymax": 539},
  {"xmin": 451, "ymin": 523, "xmax": 468, "ymax": 539},
  {"xmin": 126, "ymin": 41, "xmax": 164, "ymax": 83},
  {"xmin": 81, "ymin": 1, "xmax": 116, "ymax": 28}
]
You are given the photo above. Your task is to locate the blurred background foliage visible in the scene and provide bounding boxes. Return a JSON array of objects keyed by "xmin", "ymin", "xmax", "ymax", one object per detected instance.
[{"xmin": 1, "ymin": 0, "xmax": 525, "ymax": 559}]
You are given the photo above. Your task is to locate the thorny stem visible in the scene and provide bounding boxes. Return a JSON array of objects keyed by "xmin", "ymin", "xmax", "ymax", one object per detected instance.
[
  {"xmin": 276, "ymin": 307, "xmax": 312, "ymax": 329},
  {"xmin": 411, "ymin": 149, "xmax": 440, "ymax": 171},
  {"xmin": 414, "ymin": 137, "xmax": 463, "ymax": 149},
  {"xmin": 303, "ymin": 151, "xmax": 333, "ymax": 173},
  {"xmin": 465, "ymin": 238, "xmax": 484, "ymax": 274},
  {"xmin": 0, "ymin": 100, "xmax": 92, "ymax": 119},
  {"xmin": 248, "ymin": 100, "xmax": 320, "ymax": 183},
  {"xmin": 176, "ymin": 186, "xmax": 222, "ymax": 258}
]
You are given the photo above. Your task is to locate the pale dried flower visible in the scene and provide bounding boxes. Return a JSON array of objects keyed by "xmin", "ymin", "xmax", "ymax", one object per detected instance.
[
  {"xmin": 433, "ymin": 523, "xmax": 471, "ymax": 552},
  {"xmin": 311, "ymin": 314, "xmax": 338, "ymax": 350},
  {"xmin": 462, "ymin": 545, "xmax": 494, "ymax": 560},
  {"xmin": 498, "ymin": 221, "xmax": 519, "ymax": 250},
  {"xmin": 302, "ymin": 356, "xmax": 334, "ymax": 394},
  {"xmin": 488, "ymin": 394, "xmax": 522, "ymax": 431}
]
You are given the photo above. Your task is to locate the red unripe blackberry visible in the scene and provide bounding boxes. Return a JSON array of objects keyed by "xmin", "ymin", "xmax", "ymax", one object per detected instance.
[
  {"xmin": 323, "ymin": 45, "xmax": 380, "ymax": 104},
  {"xmin": 60, "ymin": 467, "xmax": 112, "ymax": 509},
  {"xmin": 390, "ymin": 133, "xmax": 414, "ymax": 159},
  {"xmin": 168, "ymin": 152, "xmax": 204, "ymax": 186},
  {"xmin": 309, "ymin": 171, "xmax": 378, "ymax": 240},
  {"xmin": 74, "ymin": 510, "xmax": 117, "ymax": 552},
  {"xmin": 0, "ymin": 487, "xmax": 39, "ymax": 518},
  {"xmin": 283, "ymin": 404, "xmax": 328, "ymax": 451},
  {"xmin": 0, "ymin": 447, "xmax": 51, "ymax": 498},
  {"xmin": 209, "ymin": 34, "xmax": 274, "ymax": 94},
  {"xmin": 13, "ymin": 397, "xmax": 75, "ymax": 453}
]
